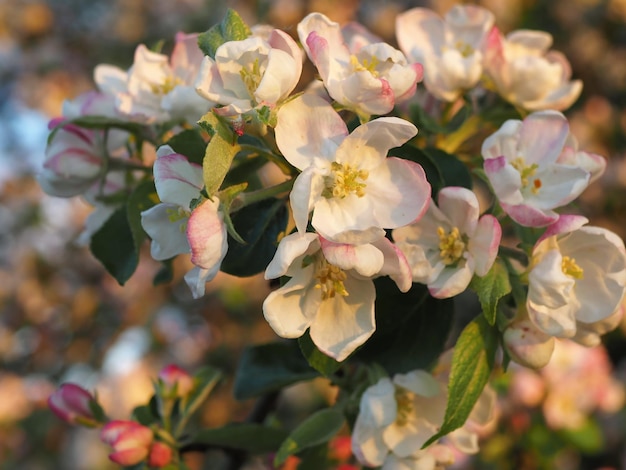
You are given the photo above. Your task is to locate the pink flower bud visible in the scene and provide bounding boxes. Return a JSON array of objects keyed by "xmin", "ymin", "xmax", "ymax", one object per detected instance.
[
  {"xmin": 504, "ymin": 319, "xmax": 555, "ymax": 369},
  {"xmin": 48, "ymin": 383, "xmax": 98, "ymax": 426},
  {"xmin": 101, "ymin": 420, "xmax": 153, "ymax": 466},
  {"xmin": 148, "ymin": 441, "xmax": 174, "ymax": 468},
  {"xmin": 158, "ymin": 364, "xmax": 195, "ymax": 398}
]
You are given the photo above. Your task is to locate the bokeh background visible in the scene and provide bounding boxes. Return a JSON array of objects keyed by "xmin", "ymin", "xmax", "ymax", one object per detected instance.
[{"xmin": 1, "ymin": 0, "xmax": 626, "ymax": 469}]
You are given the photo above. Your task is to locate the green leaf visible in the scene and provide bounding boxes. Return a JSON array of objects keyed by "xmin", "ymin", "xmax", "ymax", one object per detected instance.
[
  {"xmin": 181, "ymin": 366, "xmax": 221, "ymax": 419},
  {"xmin": 197, "ymin": 9, "xmax": 252, "ymax": 59},
  {"xmin": 192, "ymin": 423, "xmax": 288, "ymax": 454},
  {"xmin": 132, "ymin": 397, "xmax": 160, "ymax": 426},
  {"xmin": 409, "ymin": 103, "xmax": 445, "ymax": 135},
  {"xmin": 559, "ymin": 418, "xmax": 604, "ymax": 453},
  {"xmin": 153, "ymin": 258, "xmax": 175, "ymax": 286},
  {"xmin": 422, "ymin": 147, "xmax": 473, "ymax": 191},
  {"xmin": 220, "ymin": 198, "xmax": 288, "ymax": 277},
  {"xmin": 233, "ymin": 341, "xmax": 319, "ymax": 400},
  {"xmin": 127, "ymin": 179, "xmax": 158, "ymax": 253},
  {"xmin": 200, "ymin": 111, "xmax": 241, "ymax": 197},
  {"xmin": 355, "ymin": 278, "xmax": 454, "ymax": 375},
  {"xmin": 423, "ymin": 316, "xmax": 498, "ymax": 447},
  {"xmin": 90, "ymin": 206, "xmax": 138, "ymax": 285},
  {"xmin": 298, "ymin": 331, "xmax": 342, "ymax": 377},
  {"xmin": 469, "ymin": 259, "xmax": 512, "ymax": 326},
  {"xmin": 274, "ymin": 408, "xmax": 345, "ymax": 466},
  {"xmin": 165, "ymin": 128, "xmax": 207, "ymax": 166}
]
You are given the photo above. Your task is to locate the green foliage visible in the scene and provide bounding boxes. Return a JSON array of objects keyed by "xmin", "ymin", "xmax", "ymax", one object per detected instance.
[
  {"xmin": 199, "ymin": 111, "xmax": 241, "ymax": 198},
  {"xmin": 220, "ymin": 198, "xmax": 289, "ymax": 277},
  {"xmin": 298, "ymin": 331, "xmax": 342, "ymax": 377},
  {"xmin": 197, "ymin": 9, "xmax": 252, "ymax": 59},
  {"xmin": 181, "ymin": 367, "xmax": 222, "ymax": 419},
  {"xmin": 355, "ymin": 278, "xmax": 454, "ymax": 374},
  {"xmin": 233, "ymin": 341, "xmax": 319, "ymax": 400},
  {"xmin": 469, "ymin": 259, "xmax": 512, "ymax": 326},
  {"xmin": 192, "ymin": 423, "xmax": 288, "ymax": 454},
  {"xmin": 165, "ymin": 128, "xmax": 207, "ymax": 166},
  {"xmin": 132, "ymin": 396, "xmax": 160, "ymax": 426},
  {"xmin": 409, "ymin": 102, "xmax": 471, "ymax": 136},
  {"xmin": 274, "ymin": 408, "xmax": 345, "ymax": 466},
  {"xmin": 424, "ymin": 316, "xmax": 498, "ymax": 447}
]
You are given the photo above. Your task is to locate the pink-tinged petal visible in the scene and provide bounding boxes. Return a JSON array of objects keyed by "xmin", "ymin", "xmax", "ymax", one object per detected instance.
[
  {"xmin": 154, "ymin": 152, "xmax": 203, "ymax": 207},
  {"xmin": 101, "ymin": 420, "xmax": 148, "ymax": 445},
  {"xmin": 48, "ymin": 384, "xmax": 95, "ymax": 424},
  {"xmin": 501, "ymin": 202, "xmax": 558, "ymax": 227},
  {"xmin": 148, "ymin": 442, "xmax": 173, "ymax": 468},
  {"xmin": 108, "ymin": 448, "xmax": 150, "ymax": 466},
  {"xmin": 558, "ymin": 146, "xmax": 606, "ymax": 184},
  {"xmin": 503, "ymin": 318, "xmax": 555, "ymax": 369},
  {"xmin": 446, "ymin": 5, "xmax": 495, "ymax": 47},
  {"xmin": 481, "ymin": 119, "xmax": 523, "ymax": 160},
  {"xmin": 141, "ymin": 203, "xmax": 190, "ymax": 260},
  {"xmin": 470, "ymin": 215, "xmax": 501, "ymax": 276},
  {"xmin": 506, "ymin": 29, "xmax": 553, "ymax": 52},
  {"xmin": 298, "ymin": 13, "xmax": 350, "ymax": 81},
  {"xmin": 428, "ymin": 263, "xmax": 474, "ymax": 298},
  {"xmin": 342, "ymin": 21, "xmax": 382, "ymax": 51},
  {"xmin": 265, "ymin": 232, "xmax": 319, "ymax": 280},
  {"xmin": 187, "ymin": 198, "xmax": 227, "ymax": 271},
  {"xmin": 372, "ymin": 237, "xmax": 413, "ymax": 293},
  {"xmin": 396, "ymin": 8, "xmax": 444, "ymax": 61},
  {"xmin": 320, "ymin": 237, "xmax": 384, "ymax": 277},
  {"xmin": 483, "ymin": 156, "xmax": 523, "ymax": 205},
  {"xmin": 392, "ymin": 370, "xmax": 439, "ymax": 398},
  {"xmin": 436, "ymin": 187, "xmax": 479, "ymax": 235},
  {"xmin": 275, "ymin": 93, "xmax": 348, "ymax": 169},
  {"xmin": 483, "ymin": 26, "xmax": 506, "ymax": 80},
  {"xmin": 263, "ymin": 267, "xmax": 317, "ymax": 338},
  {"xmin": 289, "ymin": 167, "xmax": 325, "ymax": 235},
  {"xmin": 170, "ymin": 32, "xmax": 203, "ymax": 81},
  {"xmin": 523, "ymin": 80, "xmax": 583, "ymax": 111},
  {"xmin": 309, "ymin": 276, "xmax": 376, "ymax": 361},
  {"xmin": 255, "ymin": 48, "xmax": 301, "ymax": 105},
  {"xmin": 518, "ymin": 111, "xmax": 569, "ymax": 165},
  {"xmin": 366, "ymin": 157, "xmax": 431, "ymax": 229},
  {"xmin": 336, "ymin": 117, "xmax": 417, "ymax": 170},
  {"xmin": 339, "ymin": 72, "xmax": 395, "ymax": 116}
]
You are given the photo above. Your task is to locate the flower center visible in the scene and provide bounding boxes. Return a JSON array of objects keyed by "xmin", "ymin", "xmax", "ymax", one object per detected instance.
[
  {"xmin": 166, "ymin": 207, "xmax": 191, "ymax": 233},
  {"xmin": 150, "ymin": 76, "xmax": 183, "ymax": 95},
  {"xmin": 322, "ymin": 162, "xmax": 369, "ymax": 199},
  {"xmin": 511, "ymin": 157, "xmax": 541, "ymax": 194},
  {"xmin": 313, "ymin": 257, "xmax": 348, "ymax": 300},
  {"xmin": 240, "ymin": 58, "xmax": 263, "ymax": 97},
  {"xmin": 454, "ymin": 39, "xmax": 475, "ymax": 58},
  {"xmin": 562, "ymin": 255, "xmax": 584, "ymax": 279},
  {"xmin": 437, "ymin": 226, "xmax": 466, "ymax": 265},
  {"xmin": 350, "ymin": 55, "xmax": 380, "ymax": 77},
  {"xmin": 394, "ymin": 387, "xmax": 414, "ymax": 427}
]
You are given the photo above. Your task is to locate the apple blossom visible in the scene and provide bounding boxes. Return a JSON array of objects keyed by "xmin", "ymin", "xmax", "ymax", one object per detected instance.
[
  {"xmin": 527, "ymin": 215, "xmax": 626, "ymax": 340},
  {"xmin": 263, "ymin": 232, "xmax": 411, "ymax": 361},
  {"xmin": 396, "ymin": 5, "xmax": 494, "ymax": 102},
  {"xmin": 96, "ymin": 32, "xmax": 211, "ymax": 124},
  {"xmin": 140, "ymin": 146, "xmax": 228, "ymax": 298},
  {"xmin": 557, "ymin": 132, "xmax": 607, "ymax": 184},
  {"xmin": 298, "ymin": 12, "xmax": 422, "ymax": 118},
  {"xmin": 483, "ymin": 27, "xmax": 582, "ymax": 111},
  {"xmin": 392, "ymin": 186, "xmax": 501, "ymax": 298},
  {"xmin": 482, "ymin": 111, "xmax": 592, "ymax": 227},
  {"xmin": 503, "ymin": 317, "xmax": 556, "ymax": 369},
  {"xmin": 48, "ymin": 383, "xmax": 99, "ymax": 427},
  {"xmin": 158, "ymin": 364, "xmax": 195, "ymax": 398},
  {"xmin": 275, "ymin": 93, "xmax": 430, "ymax": 244},
  {"xmin": 195, "ymin": 28, "xmax": 302, "ymax": 118},
  {"xmin": 100, "ymin": 420, "xmax": 154, "ymax": 466}
]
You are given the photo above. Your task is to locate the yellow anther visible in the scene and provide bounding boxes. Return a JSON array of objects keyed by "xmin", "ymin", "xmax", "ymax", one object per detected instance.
[
  {"xmin": 239, "ymin": 58, "xmax": 263, "ymax": 97},
  {"xmin": 562, "ymin": 256, "xmax": 584, "ymax": 279},
  {"xmin": 350, "ymin": 55, "xmax": 380, "ymax": 77},
  {"xmin": 454, "ymin": 40, "xmax": 475, "ymax": 58},
  {"xmin": 437, "ymin": 226, "xmax": 466, "ymax": 265},
  {"xmin": 511, "ymin": 157, "xmax": 539, "ymax": 190},
  {"xmin": 150, "ymin": 76, "xmax": 183, "ymax": 95},
  {"xmin": 323, "ymin": 162, "xmax": 368, "ymax": 199},
  {"xmin": 166, "ymin": 207, "xmax": 191, "ymax": 233},
  {"xmin": 394, "ymin": 387, "xmax": 414, "ymax": 427},
  {"xmin": 315, "ymin": 258, "xmax": 349, "ymax": 300}
]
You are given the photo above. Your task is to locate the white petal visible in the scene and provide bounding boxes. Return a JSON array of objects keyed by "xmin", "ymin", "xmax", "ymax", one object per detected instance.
[
  {"xmin": 154, "ymin": 152, "xmax": 203, "ymax": 207},
  {"xmin": 141, "ymin": 203, "xmax": 190, "ymax": 260}
]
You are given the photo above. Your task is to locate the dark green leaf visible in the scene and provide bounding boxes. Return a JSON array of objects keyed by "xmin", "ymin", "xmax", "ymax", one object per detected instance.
[
  {"xmin": 165, "ymin": 129, "xmax": 207, "ymax": 166},
  {"xmin": 200, "ymin": 111, "xmax": 240, "ymax": 197},
  {"xmin": 181, "ymin": 366, "xmax": 221, "ymax": 418},
  {"xmin": 298, "ymin": 331, "xmax": 342, "ymax": 377},
  {"xmin": 127, "ymin": 179, "xmax": 158, "ymax": 254},
  {"xmin": 220, "ymin": 198, "xmax": 288, "ymax": 277},
  {"xmin": 197, "ymin": 9, "xmax": 252, "ymax": 59},
  {"xmin": 90, "ymin": 206, "xmax": 138, "ymax": 285},
  {"xmin": 444, "ymin": 104, "xmax": 471, "ymax": 133},
  {"xmin": 355, "ymin": 278, "xmax": 454, "ymax": 374},
  {"xmin": 274, "ymin": 408, "xmax": 345, "ymax": 466},
  {"xmin": 233, "ymin": 341, "xmax": 318, "ymax": 400},
  {"xmin": 153, "ymin": 258, "xmax": 175, "ymax": 286},
  {"xmin": 469, "ymin": 259, "xmax": 512, "ymax": 326},
  {"xmin": 422, "ymin": 147, "xmax": 473, "ymax": 191},
  {"xmin": 423, "ymin": 316, "xmax": 498, "ymax": 447},
  {"xmin": 192, "ymin": 423, "xmax": 288, "ymax": 454},
  {"xmin": 297, "ymin": 443, "xmax": 330, "ymax": 470},
  {"xmin": 559, "ymin": 419, "xmax": 603, "ymax": 453},
  {"xmin": 409, "ymin": 103, "xmax": 446, "ymax": 135},
  {"xmin": 132, "ymin": 397, "xmax": 160, "ymax": 426}
]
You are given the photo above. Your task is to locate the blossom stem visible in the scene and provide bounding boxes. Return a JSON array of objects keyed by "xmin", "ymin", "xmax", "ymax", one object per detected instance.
[
  {"xmin": 231, "ymin": 178, "xmax": 294, "ymax": 212},
  {"xmin": 239, "ymin": 144, "xmax": 297, "ymax": 176},
  {"xmin": 107, "ymin": 157, "xmax": 153, "ymax": 172},
  {"xmin": 498, "ymin": 245, "xmax": 529, "ymax": 266}
]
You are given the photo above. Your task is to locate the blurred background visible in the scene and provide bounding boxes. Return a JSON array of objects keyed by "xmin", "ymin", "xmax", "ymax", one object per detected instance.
[{"xmin": 0, "ymin": 0, "xmax": 625, "ymax": 469}]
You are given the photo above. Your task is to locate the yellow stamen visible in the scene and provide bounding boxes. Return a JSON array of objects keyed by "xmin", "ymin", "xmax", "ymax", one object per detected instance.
[
  {"xmin": 394, "ymin": 387, "xmax": 414, "ymax": 427},
  {"xmin": 437, "ymin": 226, "xmax": 466, "ymax": 265},
  {"xmin": 350, "ymin": 55, "xmax": 380, "ymax": 77},
  {"xmin": 511, "ymin": 157, "xmax": 540, "ymax": 191},
  {"xmin": 454, "ymin": 40, "xmax": 475, "ymax": 58},
  {"xmin": 322, "ymin": 162, "xmax": 368, "ymax": 199},
  {"xmin": 166, "ymin": 207, "xmax": 191, "ymax": 233},
  {"xmin": 562, "ymin": 256, "xmax": 584, "ymax": 279},
  {"xmin": 314, "ymin": 258, "xmax": 348, "ymax": 300},
  {"xmin": 239, "ymin": 58, "xmax": 263, "ymax": 97},
  {"xmin": 150, "ymin": 76, "xmax": 183, "ymax": 95}
]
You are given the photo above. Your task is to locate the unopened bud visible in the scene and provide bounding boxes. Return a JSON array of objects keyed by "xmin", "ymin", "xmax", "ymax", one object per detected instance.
[
  {"xmin": 158, "ymin": 364, "xmax": 195, "ymax": 398},
  {"xmin": 148, "ymin": 441, "xmax": 174, "ymax": 468},
  {"xmin": 101, "ymin": 420, "xmax": 153, "ymax": 466},
  {"xmin": 504, "ymin": 319, "xmax": 555, "ymax": 369},
  {"xmin": 48, "ymin": 383, "xmax": 99, "ymax": 427}
]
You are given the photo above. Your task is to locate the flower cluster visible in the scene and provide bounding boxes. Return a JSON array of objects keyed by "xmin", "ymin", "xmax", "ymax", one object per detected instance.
[{"xmin": 39, "ymin": 3, "xmax": 626, "ymax": 469}]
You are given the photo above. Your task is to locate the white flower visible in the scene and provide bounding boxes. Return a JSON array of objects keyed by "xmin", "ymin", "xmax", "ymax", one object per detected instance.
[
  {"xmin": 96, "ymin": 33, "xmax": 210, "ymax": 124},
  {"xmin": 140, "ymin": 146, "xmax": 227, "ymax": 298},
  {"xmin": 262, "ymin": 232, "xmax": 411, "ymax": 361},
  {"xmin": 527, "ymin": 215, "xmax": 626, "ymax": 339},
  {"xmin": 298, "ymin": 12, "xmax": 422, "ymax": 118},
  {"xmin": 396, "ymin": 5, "xmax": 495, "ymax": 102},
  {"xmin": 392, "ymin": 186, "xmax": 501, "ymax": 298},
  {"xmin": 482, "ymin": 111, "xmax": 591, "ymax": 227},
  {"xmin": 275, "ymin": 93, "xmax": 431, "ymax": 244},
  {"xmin": 195, "ymin": 28, "xmax": 302, "ymax": 117},
  {"xmin": 483, "ymin": 28, "xmax": 582, "ymax": 111}
]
